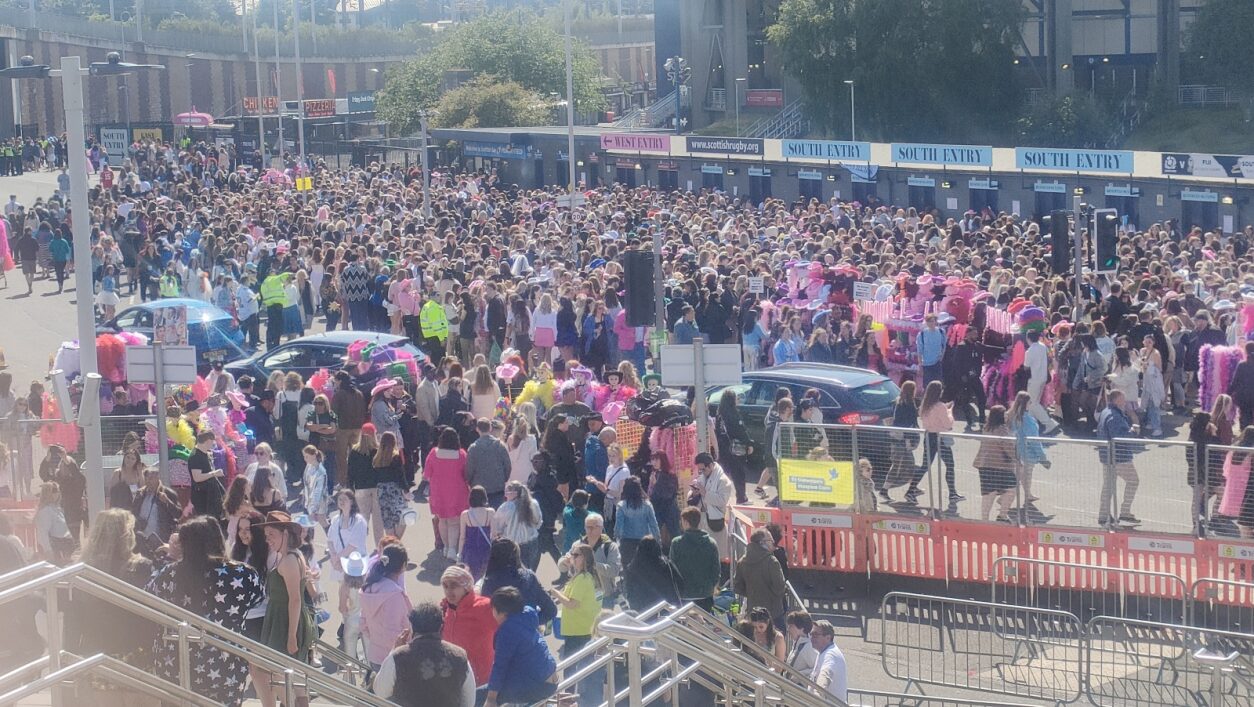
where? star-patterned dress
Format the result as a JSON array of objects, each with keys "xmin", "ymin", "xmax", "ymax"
[{"xmin": 146, "ymin": 560, "xmax": 264, "ymax": 707}]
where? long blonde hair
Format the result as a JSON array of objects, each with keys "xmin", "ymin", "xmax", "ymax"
[
  {"xmin": 471, "ymin": 364, "xmax": 496, "ymax": 396},
  {"xmin": 81, "ymin": 508, "xmax": 139, "ymax": 576}
]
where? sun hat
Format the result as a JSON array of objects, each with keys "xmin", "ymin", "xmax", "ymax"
[
  {"xmin": 371, "ymin": 378, "xmax": 400, "ymax": 397},
  {"xmin": 340, "ymin": 551, "xmax": 367, "ymax": 578},
  {"xmin": 258, "ymin": 510, "xmax": 303, "ymax": 533}
]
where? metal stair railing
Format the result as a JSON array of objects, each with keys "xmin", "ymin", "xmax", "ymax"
[
  {"xmin": 315, "ymin": 637, "xmax": 374, "ymax": 687},
  {"xmin": 744, "ymin": 100, "xmax": 810, "ymax": 140},
  {"xmin": 595, "ymin": 602, "xmax": 850, "ymax": 706},
  {"xmin": 531, "ymin": 601, "xmax": 674, "ymax": 705},
  {"xmin": 0, "ymin": 652, "xmax": 221, "ymax": 707},
  {"xmin": 0, "ymin": 562, "xmax": 395, "ymax": 707},
  {"xmin": 611, "ymin": 107, "xmax": 644, "ymax": 128},
  {"xmin": 644, "ymin": 92, "xmax": 677, "ymax": 127}
]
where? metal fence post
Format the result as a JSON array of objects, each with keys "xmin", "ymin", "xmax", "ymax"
[
  {"xmin": 627, "ymin": 637, "xmax": 642, "ymax": 705},
  {"xmin": 45, "ymin": 582, "xmax": 62, "ymax": 707},
  {"xmin": 176, "ymin": 621, "xmax": 191, "ymax": 692},
  {"xmin": 752, "ymin": 678, "xmax": 767, "ymax": 707}
]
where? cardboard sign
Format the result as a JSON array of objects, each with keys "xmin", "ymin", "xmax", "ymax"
[{"xmin": 747, "ymin": 276, "xmax": 764, "ymax": 294}]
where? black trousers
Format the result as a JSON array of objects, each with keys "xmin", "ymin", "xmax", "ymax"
[
  {"xmin": 401, "ymin": 314, "xmax": 421, "ymax": 344},
  {"xmin": 266, "ymin": 303, "xmax": 284, "ymax": 348},
  {"xmin": 954, "ymin": 381, "xmax": 987, "ymax": 425}
]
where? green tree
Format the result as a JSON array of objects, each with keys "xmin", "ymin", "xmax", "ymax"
[
  {"xmin": 768, "ymin": 0, "xmax": 1024, "ymax": 142},
  {"xmin": 432, "ymin": 77, "xmax": 549, "ymax": 129},
  {"xmin": 1015, "ymin": 94, "xmax": 1116, "ymax": 148},
  {"xmin": 1182, "ymin": 0, "xmax": 1254, "ymax": 98},
  {"xmin": 377, "ymin": 9, "xmax": 603, "ymax": 136}
]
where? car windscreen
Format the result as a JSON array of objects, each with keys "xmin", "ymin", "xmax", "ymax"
[{"xmin": 846, "ymin": 380, "xmax": 900, "ymax": 411}]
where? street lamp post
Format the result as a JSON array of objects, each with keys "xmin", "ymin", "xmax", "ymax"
[
  {"xmin": 562, "ymin": 0, "xmax": 579, "ymax": 265},
  {"xmin": 292, "ymin": 0, "xmax": 306, "ymax": 170},
  {"xmin": 250, "ymin": 0, "xmax": 268, "ymax": 166},
  {"xmin": 273, "ymin": 0, "xmax": 285, "ymax": 165},
  {"xmin": 0, "ymin": 52, "xmax": 164, "ymax": 525},
  {"xmin": 844, "ymin": 79, "xmax": 856, "ymax": 141},
  {"xmin": 735, "ymin": 77, "xmax": 746, "ymax": 135},
  {"xmin": 417, "ymin": 108, "xmax": 432, "ymax": 221}
]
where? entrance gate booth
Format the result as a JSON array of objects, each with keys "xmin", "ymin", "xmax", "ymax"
[
  {"xmin": 969, "ymin": 177, "xmax": 999, "ymax": 214},
  {"xmin": 1181, "ymin": 189, "xmax": 1219, "ymax": 232},
  {"xmin": 1033, "ymin": 181, "xmax": 1067, "ymax": 220},
  {"xmin": 907, "ymin": 176, "xmax": 936, "ymax": 212},
  {"xmin": 798, "ymin": 170, "xmax": 823, "ymax": 201},
  {"xmin": 1105, "ymin": 185, "xmax": 1140, "ymax": 229}
]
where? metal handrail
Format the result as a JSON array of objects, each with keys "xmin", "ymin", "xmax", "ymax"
[
  {"xmin": 0, "ymin": 563, "xmax": 393, "ymax": 706},
  {"xmin": 597, "ymin": 602, "xmax": 848, "ymax": 706},
  {"xmin": 315, "ymin": 638, "xmax": 373, "ymax": 685},
  {"xmin": 0, "ymin": 652, "xmax": 220, "ymax": 707}
]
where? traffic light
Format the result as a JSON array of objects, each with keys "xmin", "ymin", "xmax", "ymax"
[
  {"xmin": 1093, "ymin": 208, "xmax": 1120, "ymax": 273},
  {"xmin": 1044, "ymin": 210, "xmax": 1071, "ymax": 275}
]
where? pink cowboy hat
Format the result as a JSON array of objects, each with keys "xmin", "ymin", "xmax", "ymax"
[
  {"xmin": 496, "ymin": 363, "xmax": 521, "ymax": 381},
  {"xmin": 371, "ymin": 378, "xmax": 400, "ymax": 397},
  {"xmin": 225, "ymin": 390, "xmax": 251, "ymax": 410}
]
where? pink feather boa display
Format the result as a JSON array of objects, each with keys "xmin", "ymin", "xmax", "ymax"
[{"xmin": 1199, "ymin": 344, "xmax": 1245, "ymax": 413}]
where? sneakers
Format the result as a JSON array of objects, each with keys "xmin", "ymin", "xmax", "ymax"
[
  {"xmin": 903, "ymin": 487, "xmax": 922, "ymax": 504},
  {"xmin": 1118, "ymin": 514, "xmax": 1141, "ymax": 525},
  {"xmin": 949, "ymin": 492, "xmax": 966, "ymax": 503}
]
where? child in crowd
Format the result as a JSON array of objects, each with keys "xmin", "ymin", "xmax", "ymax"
[
  {"xmin": 562, "ymin": 489, "xmax": 591, "ymax": 554},
  {"xmin": 302, "ymin": 445, "xmax": 328, "ymax": 534}
]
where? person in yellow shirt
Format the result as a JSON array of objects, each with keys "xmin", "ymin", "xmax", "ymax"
[{"xmin": 550, "ymin": 542, "xmax": 603, "ymax": 704}]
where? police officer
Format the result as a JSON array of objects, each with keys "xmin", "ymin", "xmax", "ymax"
[
  {"xmin": 259, "ymin": 269, "xmax": 290, "ymax": 349},
  {"xmin": 419, "ymin": 292, "xmax": 449, "ymax": 361},
  {"xmin": 159, "ymin": 264, "xmax": 183, "ymax": 299}
]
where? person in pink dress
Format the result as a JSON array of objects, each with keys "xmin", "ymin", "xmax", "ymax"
[{"xmin": 424, "ymin": 427, "xmax": 470, "ymax": 560}]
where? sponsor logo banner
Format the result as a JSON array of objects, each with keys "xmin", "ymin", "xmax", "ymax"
[{"xmin": 1161, "ymin": 153, "xmax": 1254, "ymax": 179}]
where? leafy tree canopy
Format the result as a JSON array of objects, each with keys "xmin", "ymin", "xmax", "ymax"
[
  {"xmin": 1182, "ymin": 0, "xmax": 1254, "ymax": 96},
  {"xmin": 767, "ymin": 0, "xmax": 1024, "ymax": 142},
  {"xmin": 377, "ymin": 10, "xmax": 603, "ymax": 136},
  {"xmin": 433, "ymin": 77, "xmax": 549, "ymax": 130}
]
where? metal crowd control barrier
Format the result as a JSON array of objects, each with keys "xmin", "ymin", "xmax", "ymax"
[
  {"xmin": 879, "ymin": 592, "xmax": 1085, "ymax": 704},
  {"xmin": 847, "ymin": 692, "xmax": 1041, "ymax": 707},
  {"xmin": 1193, "ymin": 577, "xmax": 1254, "ymax": 635},
  {"xmin": 1085, "ymin": 616, "xmax": 1254, "ymax": 706},
  {"xmin": 991, "ymin": 556, "xmax": 1190, "ymax": 626},
  {"xmin": 879, "ymin": 590, "xmax": 1254, "ymax": 706}
]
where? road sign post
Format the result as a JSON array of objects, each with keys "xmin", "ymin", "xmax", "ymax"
[
  {"xmin": 659, "ymin": 339, "xmax": 742, "ymax": 456},
  {"xmin": 127, "ymin": 342, "xmax": 198, "ymax": 483}
]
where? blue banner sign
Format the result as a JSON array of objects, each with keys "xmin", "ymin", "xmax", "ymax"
[
  {"xmin": 781, "ymin": 139, "xmax": 871, "ymax": 162},
  {"xmin": 798, "ymin": 170, "xmax": 823, "ymax": 181},
  {"xmin": 464, "ymin": 141, "xmax": 531, "ymax": 160},
  {"xmin": 907, "ymin": 177, "xmax": 935, "ymax": 188},
  {"xmin": 890, "ymin": 142, "xmax": 992, "ymax": 167},
  {"xmin": 1015, "ymin": 147, "xmax": 1134, "ymax": 173},
  {"xmin": 1033, "ymin": 181, "xmax": 1066, "ymax": 193}
]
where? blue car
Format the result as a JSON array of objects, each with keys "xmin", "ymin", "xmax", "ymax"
[
  {"xmin": 104, "ymin": 298, "xmax": 250, "ymax": 368},
  {"xmin": 224, "ymin": 332, "xmax": 425, "ymax": 383}
]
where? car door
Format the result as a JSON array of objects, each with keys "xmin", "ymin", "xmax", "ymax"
[
  {"xmin": 740, "ymin": 378, "xmax": 785, "ymax": 444},
  {"xmin": 261, "ymin": 346, "xmax": 315, "ymax": 378},
  {"xmin": 113, "ymin": 307, "xmax": 153, "ymax": 337}
]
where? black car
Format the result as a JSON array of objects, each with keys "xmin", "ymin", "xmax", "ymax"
[
  {"xmin": 224, "ymin": 332, "xmax": 425, "ymax": 382},
  {"xmin": 706, "ymin": 363, "xmax": 900, "ymax": 466}
]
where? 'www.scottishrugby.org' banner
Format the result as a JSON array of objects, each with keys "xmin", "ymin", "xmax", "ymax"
[{"xmin": 1161, "ymin": 153, "xmax": 1254, "ymax": 179}]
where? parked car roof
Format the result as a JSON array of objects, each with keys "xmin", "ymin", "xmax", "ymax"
[{"xmin": 748, "ymin": 362, "xmax": 891, "ymax": 389}]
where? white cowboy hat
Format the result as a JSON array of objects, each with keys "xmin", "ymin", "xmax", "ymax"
[{"xmin": 340, "ymin": 551, "xmax": 367, "ymax": 578}]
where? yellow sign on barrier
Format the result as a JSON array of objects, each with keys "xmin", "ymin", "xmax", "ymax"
[
  {"xmin": 778, "ymin": 458, "xmax": 854, "ymax": 506},
  {"xmin": 295, "ymin": 176, "xmax": 313, "ymax": 192}
]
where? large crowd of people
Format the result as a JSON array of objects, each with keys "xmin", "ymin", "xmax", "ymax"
[{"xmin": 3, "ymin": 132, "xmax": 1254, "ymax": 704}]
